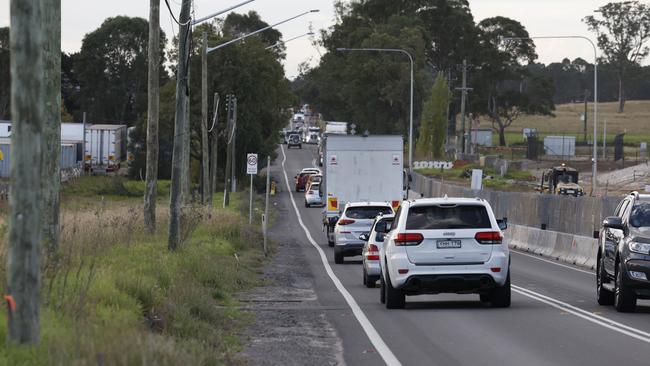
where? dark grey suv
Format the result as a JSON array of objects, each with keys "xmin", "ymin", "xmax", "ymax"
[{"xmin": 597, "ymin": 191, "xmax": 650, "ymax": 312}]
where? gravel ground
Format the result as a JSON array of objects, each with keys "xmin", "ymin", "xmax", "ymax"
[{"xmin": 241, "ymin": 193, "xmax": 344, "ymax": 366}]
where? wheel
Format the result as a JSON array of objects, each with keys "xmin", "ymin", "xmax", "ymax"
[
  {"xmin": 597, "ymin": 254, "xmax": 614, "ymax": 305},
  {"xmin": 486, "ymin": 271, "xmax": 511, "ymax": 308},
  {"xmin": 295, "ymin": 186, "xmax": 299, "ymax": 192},
  {"xmin": 363, "ymin": 268, "xmax": 375, "ymax": 288},
  {"xmin": 327, "ymin": 227, "xmax": 335, "ymax": 247},
  {"xmin": 380, "ymin": 273, "xmax": 386, "ymax": 304},
  {"xmin": 305, "ymin": 202, "xmax": 309, "ymax": 208},
  {"xmin": 614, "ymin": 260, "xmax": 636, "ymax": 312},
  {"xmin": 384, "ymin": 270, "xmax": 405, "ymax": 309},
  {"xmin": 298, "ymin": 145, "xmax": 302, "ymax": 149},
  {"xmin": 334, "ymin": 248, "xmax": 344, "ymax": 264}
]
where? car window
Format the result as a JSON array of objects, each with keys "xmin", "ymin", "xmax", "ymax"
[
  {"xmin": 308, "ymin": 184, "xmax": 319, "ymax": 191},
  {"xmin": 630, "ymin": 202, "xmax": 650, "ymax": 227},
  {"xmin": 406, "ymin": 204, "xmax": 491, "ymax": 230},
  {"xmin": 392, "ymin": 207, "xmax": 402, "ymax": 230},
  {"xmin": 345, "ymin": 206, "xmax": 393, "ymax": 219}
]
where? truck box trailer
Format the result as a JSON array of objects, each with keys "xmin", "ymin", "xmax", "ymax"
[
  {"xmin": 321, "ymin": 135, "xmax": 405, "ymax": 243},
  {"xmin": 84, "ymin": 124, "xmax": 127, "ymax": 173}
]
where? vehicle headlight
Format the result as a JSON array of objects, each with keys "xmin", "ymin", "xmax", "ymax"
[{"xmin": 629, "ymin": 242, "xmax": 650, "ymax": 255}]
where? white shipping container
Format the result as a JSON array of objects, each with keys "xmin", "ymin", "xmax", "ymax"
[
  {"xmin": 544, "ymin": 136, "xmax": 576, "ymax": 157},
  {"xmin": 61, "ymin": 123, "xmax": 85, "ymax": 142},
  {"xmin": 323, "ymin": 135, "xmax": 403, "ymax": 215},
  {"xmin": 85, "ymin": 124, "xmax": 127, "ymax": 171}
]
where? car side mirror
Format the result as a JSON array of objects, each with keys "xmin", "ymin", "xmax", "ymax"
[
  {"xmin": 603, "ymin": 216, "xmax": 624, "ymax": 230},
  {"xmin": 359, "ymin": 234, "xmax": 369, "ymax": 241},
  {"xmin": 497, "ymin": 218, "xmax": 508, "ymax": 231}
]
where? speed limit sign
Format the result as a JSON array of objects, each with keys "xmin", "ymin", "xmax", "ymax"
[{"xmin": 247, "ymin": 153, "xmax": 258, "ymax": 175}]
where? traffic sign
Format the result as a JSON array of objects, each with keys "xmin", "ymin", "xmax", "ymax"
[{"xmin": 247, "ymin": 153, "xmax": 258, "ymax": 175}]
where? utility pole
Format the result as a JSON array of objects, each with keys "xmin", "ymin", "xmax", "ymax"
[
  {"xmin": 456, "ymin": 59, "xmax": 473, "ymax": 155},
  {"xmin": 182, "ymin": 67, "xmax": 191, "ymax": 203},
  {"xmin": 583, "ymin": 89, "xmax": 589, "ymax": 143},
  {"xmin": 223, "ymin": 94, "xmax": 234, "ymax": 207},
  {"xmin": 231, "ymin": 98, "xmax": 238, "ymax": 193},
  {"xmin": 209, "ymin": 93, "xmax": 219, "ymax": 208},
  {"xmin": 144, "ymin": 0, "xmax": 160, "ymax": 233},
  {"xmin": 7, "ymin": 0, "xmax": 45, "ymax": 344},
  {"xmin": 42, "ymin": 0, "xmax": 61, "ymax": 252},
  {"xmin": 201, "ymin": 31, "xmax": 209, "ymax": 205},
  {"xmin": 168, "ymin": 0, "xmax": 191, "ymax": 251}
]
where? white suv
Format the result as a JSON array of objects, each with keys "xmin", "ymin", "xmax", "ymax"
[
  {"xmin": 334, "ymin": 202, "xmax": 394, "ymax": 264},
  {"xmin": 379, "ymin": 197, "xmax": 510, "ymax": 309}
]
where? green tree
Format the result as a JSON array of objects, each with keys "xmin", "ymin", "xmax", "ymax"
[
  {"xmin": 583, "ymin": 1, "xmax": 650, "ymax": 113},
  {"xmin": 417, "ymin": 73, "xmax": 450, "ymax": 159},
  {"xmin": 0, "ymin": 27, "xmax": 9, "ymax": 119},
  {"xmin": 472, "ymin": 17, "xmax": 554, "ymax": 146},
  {"xmin": 75, "ymin": 16, "xmax": 167, "ymax": 125}
]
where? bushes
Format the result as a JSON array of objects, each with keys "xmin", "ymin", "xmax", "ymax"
[{"xmin": 0, "ymin": 183, "xmax": 266, "ymax": 365}]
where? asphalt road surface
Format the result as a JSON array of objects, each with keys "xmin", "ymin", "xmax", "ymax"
[{"xmin": 273, "ymin": 144, "xmax": 650, "ymax": 366}]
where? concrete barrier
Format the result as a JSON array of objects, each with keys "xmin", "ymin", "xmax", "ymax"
[{"xmin": 505, "ymin": 224, "xmax": 597, "ymax": 270}]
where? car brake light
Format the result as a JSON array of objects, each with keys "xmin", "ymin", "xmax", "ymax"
[
  {"xmin": 368, "ymin": 244, "xmax": 379, "ymax": 252},
  {"xmin": 367, "ymin": 244, "xmax": 380, "ymax": 260},
  {"xmin": 394, "ymin": 233, "xmax": 423, "ymax": 246},
  {"xmin": 338, "ymin": 219, "xmax": 355, "ymax": 225},
  {"xmin": 475, "ymin": 231, "xmax": 503, "ymax": 245},
  {"xmin": 308, "ymin": 191, "xmax": 314, "ymax": 194}
]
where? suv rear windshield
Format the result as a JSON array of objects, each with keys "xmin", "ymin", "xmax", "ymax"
[
  {"xmin": 345, "ymin": 206, "xmax": 393, "ymax": 219},
  {"xmin": 630, "ymin": 202, "xmax": 650, "ymax": 227},
  {"xmin": 406, "ymin": 204, "xmax": 491, "ymax": 230}
]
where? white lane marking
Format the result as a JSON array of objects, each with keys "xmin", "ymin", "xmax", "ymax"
[
  {"xmin": 280, "ymin": 145, "xmax": 401, "ymax": 366},
  {"xmin": 512, "ymin": 285, "xmax": 650, "ymax": 343},
  {"xmin": 511, "ymin": 250, "xmax": 595, "ymax": 276}
]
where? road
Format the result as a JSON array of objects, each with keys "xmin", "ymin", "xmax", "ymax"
[{"xmin": 273, "ymin": 144, "xmax": 650, "ymax": 366}]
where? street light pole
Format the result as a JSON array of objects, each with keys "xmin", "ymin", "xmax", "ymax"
[
  {"xmin": 502, "ymin": 35, "xmax": 598, "ymax": 195},
  {"xmin": 336, "ymin": 47, "xmax": 414, "ymax": 177}
]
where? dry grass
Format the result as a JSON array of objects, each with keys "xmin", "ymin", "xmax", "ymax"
[{"xmin": 0, "ymin": 177, "xmax": 266, "ymax": 365}]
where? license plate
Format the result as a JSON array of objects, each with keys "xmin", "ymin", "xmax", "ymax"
[
  {"xmin": 437, "ymin": 240, "xmax": 461, "ymax": 249},
  {"xmin": 566, "ymin": 190, "xmax": 575, "ymax": 194}
]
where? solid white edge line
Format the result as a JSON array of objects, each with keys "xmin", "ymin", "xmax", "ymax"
[
  {"xmin": 512, "ymin": 285, "xmax": 650, "ymax": 343},
  {"xmin": 280, "ymin": 145, "xmax": 402, "ymax": 366},
  {"xmin": 511, "ymin": 250, "xmax": 595, "ymax": 276}
]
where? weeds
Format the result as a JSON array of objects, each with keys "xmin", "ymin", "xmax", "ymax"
[{"xmin": 0, "ymin": 177, "xmax": 267, "ymax": 365}]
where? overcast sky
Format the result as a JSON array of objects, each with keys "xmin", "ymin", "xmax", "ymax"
[{"xmin": 0, "ymin": 0, "xmax": 640, "ymax": 79}]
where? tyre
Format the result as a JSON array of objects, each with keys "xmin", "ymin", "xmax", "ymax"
[
  {"xmin": 305, "ymin": 202, "xmax": 309, "ymax": 208},
  {"xmin": 614, "ymin": 260, "xmax": 636, "ymax": 312},
  {"xmin": 299, "ymin": 145, "xmax": 302, "ymax": 149},
  {"xmin": 363, "ymin": 268, "xmax": 375, "ymax": 288},
  {"xmin": 380, "ymin": 273, "xmax": 386, "ymax": 304},
  {"xmin": 384, "ymin": 270, "xmax": 405, "ymax": 309},
  {"xmin": 327, "ymin": 227, "xmax": 335, "ymax": 247},
  {"xmin": 487, "ymin": 271, "xmax": 511, "ymax": 308},
  {"xmin": 334, "ymin": 248, "xmax": 344, "ymax": 264},
  {"xmin": 597, "ymin": 254, "xmax": 614, "ymax": 305}
]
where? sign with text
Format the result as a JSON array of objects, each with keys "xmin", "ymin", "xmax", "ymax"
[{"xmin": 247, "ymin": 153, "xmax": 258, "ymax": 175}]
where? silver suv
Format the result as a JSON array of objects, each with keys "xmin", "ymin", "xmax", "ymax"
[
  {"xmin": 380, "ymin": 197, "xmax": 510, "ymax": 309},
  {"xmin": 334, "ymin": 202, "xmax": 394, "ymax": 264}
]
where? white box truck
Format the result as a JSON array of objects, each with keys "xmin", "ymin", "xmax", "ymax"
[
  {"xmin": 321, "ymin": 135, "xmax": 405, "ymax": 244},
  {"xmin": 84, "ymin": 124, "xmax": 127, "ymax": 173}
]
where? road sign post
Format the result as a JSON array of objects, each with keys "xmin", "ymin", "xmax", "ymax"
[
  {"xmin": 247, "ymin": 153, "xmax": 258, "ymax": 224},
  {"xmin": 263, "ymin": 155, "xmax": 270, "ymax": 256}
]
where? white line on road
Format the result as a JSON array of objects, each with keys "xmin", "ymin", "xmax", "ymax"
[
  {"xmin": 511, "ymin": 250, "xmax": 595, "ymax": 276},
  {"xmin": 512, "ymin": 285, "xmax": 650, "ymax": 343},
  {"xmin": 280, "ymin": 145, "xmax": 402, "ymax": 366}
]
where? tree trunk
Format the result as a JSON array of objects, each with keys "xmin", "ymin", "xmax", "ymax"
[
  {"xmin": 499, "ymin": 126, "xmax": 507, "ymax": 147},
  {"xmin": 42, "ymin": 0, "xmax": 61, "ymax": 252},
  {"xmin": 618, "ymin": 77, "xmax": 625, "ymax": 113},
  {"xmin": 201, "ymin": 31, "xmax": 209, "ymax": 205},
  {"xmin": 168, "ymin": 0, "xmax": 191, "ymax": 251},
  {"xmin": 7, "ymin": 0, "xmax": 45, "ymax": 344},
  {"xmin": 144, "ymin": 0, "xmax": 160, "ymax": 233}
]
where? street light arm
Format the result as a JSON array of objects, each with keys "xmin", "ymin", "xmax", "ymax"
[
  {"xmin": 208, "ymin": 9, "xmax": 319, "ymax": 53},
  {"xmin": 192, "ymin": 0, "xmax": 256, "ymax": 26}
]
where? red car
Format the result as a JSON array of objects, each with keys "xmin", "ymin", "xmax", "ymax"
[{"xmin": 295, "ymin": 169, "xmax": 320, "ymax": 192}]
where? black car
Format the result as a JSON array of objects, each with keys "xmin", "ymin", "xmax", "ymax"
[{"xmin": 597, "ymin": 191, "xmax": 650, "ymax": 312}]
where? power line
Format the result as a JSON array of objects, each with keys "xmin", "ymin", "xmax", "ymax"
[{"xmin": 164, "ymin": 0, "xmax": 191, "ymax": 26}]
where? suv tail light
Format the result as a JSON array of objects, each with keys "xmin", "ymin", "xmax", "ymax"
[
  {"xmin": 367, "ymin": 244, "xmax": 380, "ymax": 260},
  {"xmin": 394, "ymin": 233, "xmax": 423, "ymax": 246},
  {"xmin": 338, "ymin": 219, "xmax": 355, "ymax": 225},
  {"xmin": 475, "ymin": 231, "xmax": 502, "ymax": 245}
]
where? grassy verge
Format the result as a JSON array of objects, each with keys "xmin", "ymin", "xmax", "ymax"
[
  {"xmin": 416, "ymin": 164, "xmax": 535, "ymax": 192},
  {"xmin": 0, "ymin": 176, "xmax": 267, "ymax": 365}
]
